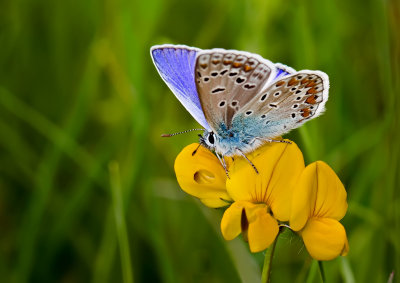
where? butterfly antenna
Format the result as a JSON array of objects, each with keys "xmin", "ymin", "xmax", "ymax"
[{"xmin": 161, "ymin": 128, "xmax": 204, "ymax": 137}]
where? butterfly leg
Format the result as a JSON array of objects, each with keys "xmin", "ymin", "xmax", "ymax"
[
  {"xmin": 236, "ymin": 148, "xmax": 259, "ymax": 174},
  {"xmin": 191, "ymin": 143, "xmax": 202, "ymax": 156},
  {"xmin": 266, "ymin": 139, "xmax": 292, "ymax": 144},
  {"xmin": 216, "ymin": 153, "xmax": 230, "ymax": 178},
  {"xmin": 221, "ymin": 154, "xmax": 228, "ymax": 170}
]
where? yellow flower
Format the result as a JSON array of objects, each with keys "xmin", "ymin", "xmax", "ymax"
[
  {"xmin": 174, "ymin": 143, "xmax": 232, "ymax": 208},
  {"xmin": 290, "ymin": 161, "xmax": 349, "ymax": 261},
  {"xmin": 221, "ymin": 141, "xmax": 305, "ymax": 252},
  {"xmin": 174, "ymin": 142, "xmax": 349, "ymax": 258}
]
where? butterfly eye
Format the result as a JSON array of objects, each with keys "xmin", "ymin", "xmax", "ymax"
[{"xmin": 208, "ymin": 133, "xmax": 215, "ymax": 144}]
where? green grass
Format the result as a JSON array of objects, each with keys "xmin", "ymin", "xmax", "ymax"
[{"xmin": 0, "ymin": 0, "xmax": 399, "ymax": 282}]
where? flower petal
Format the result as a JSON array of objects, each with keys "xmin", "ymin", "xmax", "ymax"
[
  {"xmin": 301, "ymin": 217, "xmax": 349, "ymax": 261},
  {"xmin": 220, "ymin": 201, "xmax": 253, "ymax": 240},
  {"xmin": 312, "ymin": 161, "xmax": 348, "ymax": 220},
  {"xmin": 174, "ymin": 144, "xmax": 232, "ymax": 207},
  {"xmin": 200, "ymin": 198, "xmax": 231, "ymax": 208},
  {"xmin": 247, "ymin": 208, "xmax": 279, "ymax": 253},
  {"xmin": 289, "ymin": 162, "xmax": 318, "ymax": 231},
  {"xmin": 227, "ymin": 141, "xmax": 304, "ymax": 221},
  {"xmin": 290, "ymin": 161, "xmax": 347, "ymax": 231},
  {"xmin": 221, "ymin": 201, "xmax": 279, "ymax": 253}
]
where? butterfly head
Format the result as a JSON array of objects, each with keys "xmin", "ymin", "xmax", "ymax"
[
  {"xmin": 199, "ymin": 131, "xmax": 218, "ymax": 151},
  {"xmin": 199, "ymin": 128, "xmax": 253, "ymax": 156}
]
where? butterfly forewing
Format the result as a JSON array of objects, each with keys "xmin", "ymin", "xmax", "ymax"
[
  {"xmin": 194, "ymin": 50, "xmax": 276, "ymax": 131},
  {"xmin": 272, "ymin": 63, "xmax": 295, "ymax": 82},
  {"xmin": 236, "ymin": 71, "xmax": 329, "ymax": 139},
  {"xmin": 151, "ymin": 45, "xmax": 211, "ymax": 130}
]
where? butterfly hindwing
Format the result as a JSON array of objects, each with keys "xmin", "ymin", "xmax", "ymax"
[
  {"xmin": 194, "ymin": 50, "xmax": 277, "ymax": 131},
  {"xmin": 151, "ymin": 45, "xmax": 211, "ymax": 130},
  {"xmin": 236, "ymin": 71, "xmax": 329, "ymax": 139}
]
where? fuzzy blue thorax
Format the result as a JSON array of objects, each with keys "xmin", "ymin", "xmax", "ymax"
[
  {"xmin": 201, "ymin": 114, "xmax": 292, "ymax": 156},
  {"xmin": 202, "ymin": 116, "xmax": 262, "ymax": 156}
]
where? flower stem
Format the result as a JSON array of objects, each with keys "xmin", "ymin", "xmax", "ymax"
[
  {"xmin": 318, "ymin": 261, "xmax": 325, "ymax": 282},
  {"xmin": 261, "ymin": 235, "xmax": 279, "ymax": 283}
]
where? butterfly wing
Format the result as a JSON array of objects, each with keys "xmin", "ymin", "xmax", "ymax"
[
  {"xmin": 151, "ymin": 44, "xmax": 211, "ymax": 130},
  {"xmin": 194, "ymin": 49, "xmax": 277, "ymax": 132},
  {"xmin": 235, "ymin": 71, "xmax": 329, "ymax": 139},
  {"xmin": 273, "ymin": 63, "xmax": 296, "ymax": 81}
]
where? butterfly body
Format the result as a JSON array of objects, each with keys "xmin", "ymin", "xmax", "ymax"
[{"xmin": 151, "ymin": 44, "xmax": 329, "ymax": 158}]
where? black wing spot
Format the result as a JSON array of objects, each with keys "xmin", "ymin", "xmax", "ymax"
[
  {"xmin": 204, "ymin": 77, "xmax": 210, "ymax": 82},
  {"xmin": 211, "ymin": 72, "xmax": 218, "ymax": 77},
  {"xmin": 296, "ymin": 96, "xmax": 302, "ymax": 100},
  {"xmin": 297, "ymin": 75, "xmax": 303, "ymax": 79},
  {"xmin": 197, "ymin": 72, "xmax": 202, "ymax": 77},
  {"xmin": 265, "ymin": 120, "xmax": 270, "ymax": 125},
  {"xmin": 211, "ymin": 87, "xmax": 226, "ymax": 94},
  {"xmin": 274, "ymin": 91, "xmax": 280, "ymax": 97},
  {"xmin": 229, "ymin": 72, "xmax": 238, "ymax": 77},
  {"xmin": 260, "ymin": 94, "xmax": 267, "ymax": 101},
  {"xmin": 220, "ymin": 69, "xmax": 228, "ymax": 75},
  {"xmin": 291, "ymin": 113, "xmax": 296, "ymax": 118},
  {"xmin": 293, "ymin": 104, "xmax": 298, "ymax": 109},
  {"xmin": 236, "ymin": 77, "xmax": 245, "ymax": 84},
  {"xmin": 219, "ymin": 101, "xmax": 226, "ymax": 107},
  {"xmin": 261, "ymin": 114, "xmax": 266, "ymax": 118},
  {"xmin": 245, "ymin": 111, "xmax": 252, "ymax": 115},
  {"xmin": 291, "ymin": 88, "xmax": 296, "ymax": 91},
  {"xmin": 296, "ymin": 90, "xmax": 301, "ymax": 94},
  {"xmin": 231, "ymin": 101, "xmax": 238, "ymax": 106},
  {"xmin": 269, "ymin": 104, "xmax": 277, "ymax": 108},
  {"xmin": 244, "ymin": 84, "xmax": 256, "ymax": 89}
]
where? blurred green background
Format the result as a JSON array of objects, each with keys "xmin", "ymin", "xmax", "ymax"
[{"xmin": 0, "ymin": 0, "xmax": 399, "ymax": 282}]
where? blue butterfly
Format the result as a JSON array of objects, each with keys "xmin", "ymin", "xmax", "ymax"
[{"xmin": 151, "ymin": 44, "xmax": 329, "ymax": 172}]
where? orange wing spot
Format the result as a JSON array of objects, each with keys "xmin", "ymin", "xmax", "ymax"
[
  {"xmin": 305, "ymin": 95, "xmax": 317, "ymax": 104},
  {"xmin": 307, "ymin": 88, "xmax": 317, "ymax": 94},
  {"xmin": 301, "ymin": 108, "xmax": 311, "ymax": 118},
  {"xmin": 212, "ymin": 60, "xmax": 221, "ymax": 64},
  {"xmin": 306, "ymin": 81, "xmax": 317, "ymax": 88},
  {"xmin": 243, "ymin": 65, "xmax": 252, "ymax": 72},
  {"xmin": 223, "ymin": 60, "xmax": 232, "ymax": 65},
  {"xmin": 200, "ymin": 63, "xmax": 208, "ymax": 69},
  {"xmin": 301, "ymin": 79, "xmax": 310, "ymax": 84},
  {"xmin": 276, "ymin": 81, "xmax": 285, "ymax": 87},
  {"xmin": 288, "ymin": 78, "xmax": 299, "ymax": 86},
  {"xmin": 232, "ymin": 62, "xmax": 243, "ymax": 68}
]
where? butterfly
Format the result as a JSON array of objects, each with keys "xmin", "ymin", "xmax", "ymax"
[{"xmin": 151, "ymin": 44, "xmax": 329, "ymax": 173}]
